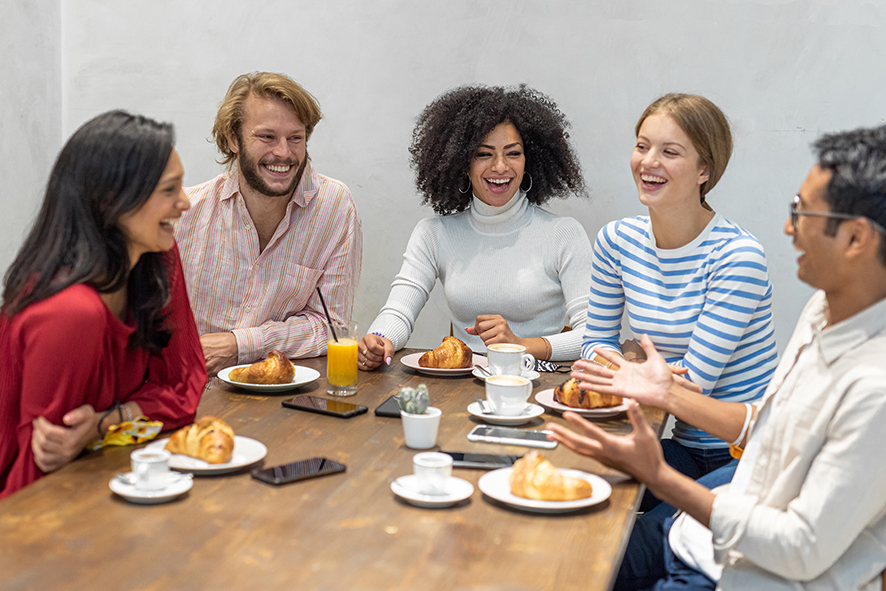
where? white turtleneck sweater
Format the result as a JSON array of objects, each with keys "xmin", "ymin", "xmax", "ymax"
[{"xmin": 367, "ymin": 191, "xmax": 592, "ymax": 361}]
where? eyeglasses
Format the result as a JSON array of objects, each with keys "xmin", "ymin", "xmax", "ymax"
[{"xmin": 790, "ymin": 195, "xmax": 886, "ymax": 236}]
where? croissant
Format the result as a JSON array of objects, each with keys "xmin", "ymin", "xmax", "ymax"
[
  {"xmin": 554, "ymin": 378, "xmax": 623, "ymax": 409},
  {"xmin": 509, "ymin": 451, "xmax": 592, "ymax": 501},
  {"xmin": 164, "ymin": 416, "xmax": 235, "ymax": 464},
  {"xmin": 418, "ymin": 336, "xmax": 472, "ymax": 369},
  {"xmin": 229, "ymin": 350, "xmax": 295, "ymax": 384}
]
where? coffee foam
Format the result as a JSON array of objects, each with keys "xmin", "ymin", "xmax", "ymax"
[
  {"xmin": 488, "ymin": 344, "xmax": 524, "ymax": 353},
  {"xmin": 487, "ymin": 376, "xmax": 528, "ymax": 386}
]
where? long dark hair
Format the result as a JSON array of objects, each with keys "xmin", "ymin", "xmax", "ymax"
[
  {"xmin": 409, "ymin": 84, "xmax": 587, "ymax": 215},
  {"xmin": 2, "ymin": 110, "xmax": 176, "ymax": 353}
]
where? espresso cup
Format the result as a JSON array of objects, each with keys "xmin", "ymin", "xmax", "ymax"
[
  {"xmin": 487, "ymin": 343, "xmax": 535, "ymax": 377},
  {"xmin": 130, "ymin": 448, "xmax": 171, "ymax": 491},
  {"xmin": 412, "ymin": 451, "xmax": 453, "ymax": 495},
  {"xmin": 485, "ymin": 375, "xmax": 532, "ymax": 416}
]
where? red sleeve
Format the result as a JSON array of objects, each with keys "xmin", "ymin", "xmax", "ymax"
[
  {"xmin": 0, "ymin": 287, "xmax": 109, "ymax": 499},
  {"xmin": 124, "ymin": 245, "xmax": 207, "ymax": 430}
]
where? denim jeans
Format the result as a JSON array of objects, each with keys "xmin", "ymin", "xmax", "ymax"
[
  {"xmin": 640, "ymin": 440, "xmax": 736, "ymax": 513},
  {"xmin": 614, "ymin": 464, "xmax": 737, "ymax": 591}
]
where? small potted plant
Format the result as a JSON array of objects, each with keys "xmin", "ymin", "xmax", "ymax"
[{"xmin": 397, "ymin": 385, "xmax": 442, "ymax": 449}]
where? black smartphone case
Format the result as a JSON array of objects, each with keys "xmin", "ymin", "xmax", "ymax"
[{"xmin": 374, "ymin": 395, "xmax": 401, "ymax": 418}]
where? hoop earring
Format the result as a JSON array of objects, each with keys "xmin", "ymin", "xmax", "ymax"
[
  {"xmin": 520, "ymin": 172, "xmax": 533, "ymax": 192},
  {"xmin": 459, "ymin": 175, "xmax": 472, "ymax": 194}
]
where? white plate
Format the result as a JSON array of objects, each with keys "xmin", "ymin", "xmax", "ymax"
[
  {"xmin": 109, "ymin": 473, "xmax": 193, "ymax": 504},
  {"xmin": 467, "ymin": 401, "xmax": 545, "ymax": 426},
  {"xmin": 478, "ymin": 467, "xmax": 611, "ymax": 513},
  {"xmin": 217, "ymin": 364, "xmax": 321, "ymax": 392},
  {"xmin": 390, "ymin": 475, "xmax": 474, "ymax": 508},
  {"xmin": 534, "ymin": 388, "xmax": 630, "ymax": 418},
  {"xmin": 146, "ymin": 435, "xmax": 268, "ymax": 474},
  {"xmin": 400, "ymin": 352, "xmax": 485, "ymax": 377},
  {"xmin": 472, "ymin": 368, "xmax": 541, "ymax": 381}
]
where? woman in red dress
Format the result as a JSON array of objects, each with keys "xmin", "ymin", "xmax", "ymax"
[{"xmin": 0, "ymin": 110, "xmax": 207, "ymax": 499}]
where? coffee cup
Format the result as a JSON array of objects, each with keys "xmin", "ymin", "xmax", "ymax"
[
  {"xmin": 130, "ymin": 448, "xmax": 171, "ymax": 491},
  {"xmin": 487, "ymin": 343, "xmax": 535, "ymax": 377},
  {"xmin": 412, "ymin": 451, "xmax": 453, "ymax": 495},
  {"xmin": 485, "ymin": 375, "xmax": 532, "ymax": 416}
]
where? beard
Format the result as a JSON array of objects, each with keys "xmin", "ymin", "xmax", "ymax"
[{"xmin": 237, "ymin": 143, "xmax": 307, "ymax": 198}]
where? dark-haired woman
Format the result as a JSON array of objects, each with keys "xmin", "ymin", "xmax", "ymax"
[
  {"xmin": 359, "ymin": 85, "xmax": 591, "ymax": 368},
  {"xmin": 0, "ymin": 111, "xmax": 206, "ymax": 498}
]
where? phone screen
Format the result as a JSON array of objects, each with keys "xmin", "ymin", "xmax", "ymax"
[
  {"xmin": 252, "ymin": 457, "xmax": 346, "ymax": 485},
  {"xmin": 282, "ymin": 395, "xmax": 368, "ymax": 418},
  {"xmin": 440, "ymin": 451, "xmax": 521, "ymax": 469},
  {"xmin": 474, "ymin": 427, "xmax": 551, "ymax": 442}
]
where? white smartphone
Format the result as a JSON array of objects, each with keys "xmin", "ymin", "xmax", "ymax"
[{"xmin": 466, "ymin": 425, "xmax": 557, "ymax": 449}]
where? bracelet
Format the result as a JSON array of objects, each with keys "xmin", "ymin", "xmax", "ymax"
[
  {"xmin": 540, "ymin": 337, "xmax": 552, "ymax": 361},
  {"xmin": 122, "ymin": 403, "xmax": 134, "ymax": 423},
  {"xmin": 731, "ymin": 403, "xmax": 754, "ymax": 446},
  {"xmin": 370, "ymin": 332, "xmax": 387, "ymax": 340},
  {"xmin": 97, "ymin": 403, "xmax": 120, "ymax": 438}
]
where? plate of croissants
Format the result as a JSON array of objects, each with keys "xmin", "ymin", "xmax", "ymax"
[
  {"xmin": 534, "ymin": 378, "xmax": 629, "ymax": 418},
  {"xmin": 218, "ymin": 350, "xmax": 321, "ymax": 392},
  {"xmin": 401, "ymin": 336, "xmax": 483, "ymax": 376},
  {"xmin": 145, "ymin": 417, "xmax": 268, "ymax": 474},
  {"xmin": 478, "ymin": 451, "xmax": 611, "ymax": 513}
]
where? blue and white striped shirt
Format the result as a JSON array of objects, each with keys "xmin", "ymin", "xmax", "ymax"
[{"xmin": 583, "ymin": 214, "xmax": 778, "ymax": 449}]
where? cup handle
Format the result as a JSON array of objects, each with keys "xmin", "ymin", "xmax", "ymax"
[{"xmin": 521, "ymin": 354, "xmax": 535, "ymax": 372}]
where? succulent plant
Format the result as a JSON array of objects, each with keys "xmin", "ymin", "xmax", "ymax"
[{"xmin": 396, "ymin": 384, "xmax": 429, "ymax": 414}]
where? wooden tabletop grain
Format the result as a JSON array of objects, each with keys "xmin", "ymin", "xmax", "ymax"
[{"xmin": 0, "ymin": 350, "xmax": 664, "ymax": 591}]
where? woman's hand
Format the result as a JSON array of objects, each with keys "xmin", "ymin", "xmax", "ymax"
[
  {"xmin": 31, "ymin": 405, "xmax": 101, "ymax": 473},
  {"xmin": 358, "ymin": 334, "xmax": 393, "ymax": 371},
  {"xmin": 465, "ymin": 314, "xmax": 520, "ymax": 346},
  {"xmin": 620, "ymin": 338, "xmax": 647, "ymax": 363}
]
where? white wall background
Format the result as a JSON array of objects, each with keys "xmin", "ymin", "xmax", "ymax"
[{"xmin": 5, "ymin": 0, "xmax": 886, "ymax": 354}]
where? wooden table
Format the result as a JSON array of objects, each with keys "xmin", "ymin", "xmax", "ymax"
[{"xmin": 0, "ymin": 350, "xmax": 664, "ymax": 591}]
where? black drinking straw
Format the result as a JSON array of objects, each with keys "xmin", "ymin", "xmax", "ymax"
[{"xmin": 316, "ymin": 287, "xmax": 338, "ymax": 342}]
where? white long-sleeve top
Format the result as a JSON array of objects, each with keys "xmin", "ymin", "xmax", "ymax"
[
  {"xmin": 367, "ymin": 191, "xmax": 593, "ymax": 361},
  {"xmin": 670, "ymin": 290, "xmax": 886, "ymax": 590}
]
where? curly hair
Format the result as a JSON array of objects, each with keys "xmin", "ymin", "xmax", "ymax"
[
  {"xmin": 212, "ymin": 71, "xmax": 323, "ymax": 167},
  {"xmin": 409, "ymin": 84, "xmax": 587, "ymax": 215}
]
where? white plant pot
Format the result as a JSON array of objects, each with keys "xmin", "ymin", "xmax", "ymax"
[{"xmin": 400, "ymin": 406, "xmax": 442, "ymax": 450}]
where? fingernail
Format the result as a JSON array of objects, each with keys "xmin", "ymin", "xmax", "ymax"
[{"xmin": 385, "ymin": 357, "xmax": 392, "ymax": 365}]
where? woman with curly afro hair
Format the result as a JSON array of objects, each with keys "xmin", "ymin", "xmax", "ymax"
[{"xmin": 359, "ymin": 84, "xmax": 592, "ymax": 369}]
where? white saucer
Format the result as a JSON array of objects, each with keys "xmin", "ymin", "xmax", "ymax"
[
  {"xmin": 109, "ymin": 473, "xmax": 193, "ymax": 504},
  {"xmin": 390, "ymin": 475, "xmax": 474, "ymax": 508},
  {"xmin": 467, "ymin": 401, "xmax": 545, "ymax": 426},
  {"xmin": 472, "ymin": 368, "xmax": 541, "ymax": 381}
]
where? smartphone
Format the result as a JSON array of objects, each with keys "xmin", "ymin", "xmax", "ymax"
[
  {"xmin": 251, "ymin": 457, "xmax": 346, "ymax": 485},
  {"xmin": 439, "ymin": 451, "xmax": 522, "ymax": 469},
  {"xmin": 374, "ymin": 395, "xmax": 401, "ymax": 418},
  {"xmin": 282, "ymin": 395, "xmax": 368, "ymax": 418},
  {"xmin": 466, "ymin": 425, "xmax": 557, "ymax": 449}
]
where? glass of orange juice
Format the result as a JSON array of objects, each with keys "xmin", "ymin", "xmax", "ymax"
[{"xmin": 327, "ymin": 320, "xmax": 358, "ymax": 396}]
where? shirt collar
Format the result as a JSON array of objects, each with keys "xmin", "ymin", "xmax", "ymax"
[
  {"xmin": 469, "ymin": 190, "xmax": 528, "ymax": 227},
  {"xmin": 219, "ymin": 160, "xmax": 317, "ymax": 207},
  {"xmin": 816, "ymin": 291, "xmax": 886, "ymax": 365}
]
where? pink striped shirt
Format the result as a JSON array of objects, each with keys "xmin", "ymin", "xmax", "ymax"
[{"xmin": 174, "ymin": 162, "xmax": 362, "ymax": 362}]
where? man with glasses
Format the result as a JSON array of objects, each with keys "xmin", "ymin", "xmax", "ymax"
[{"xmin": 550, "ymin": 124, "xmax": 886, "ymax": 590}]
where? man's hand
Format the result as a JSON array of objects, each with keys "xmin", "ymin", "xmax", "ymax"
[
  {"xmin": 572, "ymin": 334, "xmax": 700, "ymax": 408},
  {"xmin": 358, "ymin": 333, "xmax": 394, "ymax": 371},
  {"xmin": 200, "ymin": 332, "xmax": 238, "ymax": 377},
  {"xmin": 547, "ymin": 403, "xmax": 715, "ymax": 526},
  {"xmin": 465, "ymin": 314, "xmax": 521, "ymax": 346},
  {"xmin": 546, "ymin": 402, "xmax": 668, "ymax": 485},
  {"xmin": 31, "ymin": 405, "xmax": 100, "ymax": 473}
]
